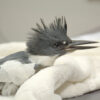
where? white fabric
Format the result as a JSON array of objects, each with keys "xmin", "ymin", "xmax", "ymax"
[
  {"xmin": 0, "ymin": 60, "xmax": 36, "ymax": 85},
  {"xmin": 0, "ymin": 32, "xmax": 100, "ymax": 100}
]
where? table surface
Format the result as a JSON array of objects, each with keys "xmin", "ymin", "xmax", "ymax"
[{"xmin": 64, "ymin": 90, "xmax": 100, "ymax": 100}]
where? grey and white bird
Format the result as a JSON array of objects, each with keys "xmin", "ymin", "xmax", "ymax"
[{"xmin": 0, "ymin": 17, "xmax": 98, "ymax": 96}]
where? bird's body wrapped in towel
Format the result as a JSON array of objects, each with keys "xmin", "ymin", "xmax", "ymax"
[
  {"xmin": 0, "ymin": 18, "xmax": 100, "ymax": 100},
  {"xmin": 0, "ymin": 42, "xmax": 99, "ymax": 100},
  {"xmin": 14, "ymin": 42, "xmax": 100, "ymax": 100}
]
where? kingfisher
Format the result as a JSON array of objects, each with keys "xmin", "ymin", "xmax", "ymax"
[{"xmin": 0, "ymin": 17, "xmax": 98, "ymax": 96}]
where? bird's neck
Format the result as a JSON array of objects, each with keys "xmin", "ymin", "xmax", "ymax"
[{"xmin": 28, "ymin": 54, "xmax": 58, "ymax": 67}]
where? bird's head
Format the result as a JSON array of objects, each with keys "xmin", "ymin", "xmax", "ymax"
[{"xmin": 27, "ymin": 17, "xmax": 97, "ymax": 58}]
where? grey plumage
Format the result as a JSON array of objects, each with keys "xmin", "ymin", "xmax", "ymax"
[
  {"xmin": 0, "ymin": 17, "xmax": 71, "ymax": 66},
  {"xmin": 27, "ymin": 17, "xmax": 72, "ymax": 56},
  {"xmin": 0, "ymin": 51, "xmax": 31, "ymax": 65},
  {"xmin": 0, "ymin": 17, "xmax": 98, "ymax": 65}
]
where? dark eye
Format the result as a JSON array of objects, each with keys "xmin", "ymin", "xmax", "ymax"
[
  {"xmin": 54, "ymin": 41, "xmax": 69, "ymax": 48},
  {"xmin": 54, "ymin": 42, "xmax": 62, "ymax": 48}
]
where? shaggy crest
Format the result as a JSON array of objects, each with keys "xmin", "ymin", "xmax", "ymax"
[
  {"xmin": 27, "ymin": 17, "xmax": 71, "ymax": 55},
  {"xmin": 31, "ymin": 16, "xmax": 67, "ymax": 36}
]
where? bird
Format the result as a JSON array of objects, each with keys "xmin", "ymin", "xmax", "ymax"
[{"xmin": 0, "ymin": 17, "xmax": 98, "ymax": 96}]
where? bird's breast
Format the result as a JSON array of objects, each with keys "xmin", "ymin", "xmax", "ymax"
[{"xmin": 28, "ymin": 55, "xmax": 57, "ymax": 67}]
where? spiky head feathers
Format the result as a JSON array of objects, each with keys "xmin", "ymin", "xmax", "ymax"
[{"xmin": 27, "ymin": 17, "xmax": 71, "ymax": 56}]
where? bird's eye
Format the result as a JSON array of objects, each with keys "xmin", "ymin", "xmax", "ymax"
[
  {"xmin": 54, "ymin": 42, "xmax": 62, "ymax": 48},
  {"xmin": 54, "ymin": 41, "xmax": 68, "ymax": 48}
]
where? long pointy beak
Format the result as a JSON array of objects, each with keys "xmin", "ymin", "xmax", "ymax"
[{"xmin": 66, "ymin": 40, "xmax": 98, "ymax": 50}]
